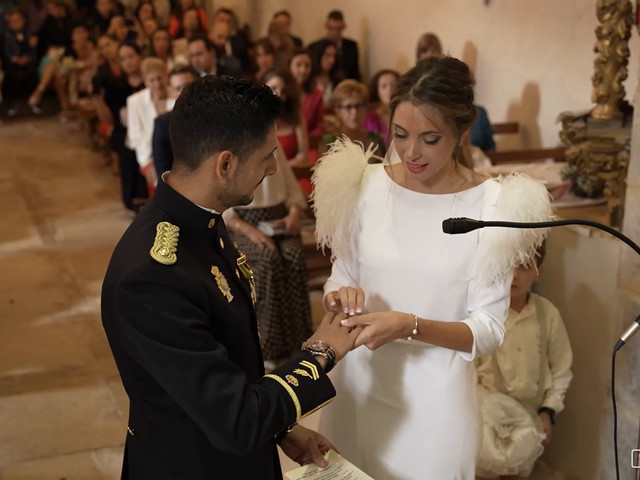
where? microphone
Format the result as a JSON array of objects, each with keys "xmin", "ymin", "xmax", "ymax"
[
  {"xmin": 442, "ymin": 217, "xmax": 485, "ymax": 234},
  {"xmin": 442, "ymin": 216, "xmax": 640, "ymax": 351},
  {"xmin": 615, "ymin": 314, "xmax": 640, "ymax": 352}
]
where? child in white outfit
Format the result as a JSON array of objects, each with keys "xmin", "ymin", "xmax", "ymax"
[{"xmin": 475, "ymin": 242, "xmax": 573, "ymax": 479}]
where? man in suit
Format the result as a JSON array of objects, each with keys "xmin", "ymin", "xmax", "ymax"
[
  {"xmin": 273, "ymin": 10, "xmax": 302, "ymax": 47},
  {"xmin": 308, "ymin": 10, "xmax": 360, "ymax": 81},
  {"xmin": 102, "ymin": 75, "xmax": 359, "ymax": 479},
  {"xmin": 213, "ymin": 7, "xmax": 251, "ymax": 76},
  {"xmin": 208, "ymin": 19, "xmax": 247, "ymax": 78},
  {"xmin": 152, "ymin": 64, "xmax": 197, "ymax": 178},
  {"xmin": 187, "ymin": 34, "xmax": 220, "ymax": 77}
]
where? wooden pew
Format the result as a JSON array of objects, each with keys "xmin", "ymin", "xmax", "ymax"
[
  {"xmin": 492, "ymin": 122, "xmax": 519, "ymax": 135},
  {"xmin": 485, "ymin": 146, "xmax": 567, "ymax": 165}
]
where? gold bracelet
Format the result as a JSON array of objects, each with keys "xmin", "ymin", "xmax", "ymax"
[{"xmin": 407, "ymin": 314, "xmax": 419, "ymax": 341}]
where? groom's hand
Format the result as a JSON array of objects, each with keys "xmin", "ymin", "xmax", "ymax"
[{"xmin": 279, "ymin": 424, "xmax": 338, "ymax": 468}]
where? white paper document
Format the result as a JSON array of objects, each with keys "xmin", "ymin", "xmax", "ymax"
[{"xmin": 284, "ymin": 450, "xmax": 374, "ymax": 480}]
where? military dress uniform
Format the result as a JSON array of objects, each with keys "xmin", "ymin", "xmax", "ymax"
[{"xmin": 101, "ymin": 178, "xmax": 335, "ymax": 479}]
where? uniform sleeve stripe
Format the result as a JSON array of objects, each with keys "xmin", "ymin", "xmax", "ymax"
[{"xmin": 264, "ymin": 374, "xmax": 302, "ymax": 421}]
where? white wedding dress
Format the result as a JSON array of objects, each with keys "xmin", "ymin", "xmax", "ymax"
[{"xmin": 313, "ymin": 155, "xmax": 550, "ymax": 480}]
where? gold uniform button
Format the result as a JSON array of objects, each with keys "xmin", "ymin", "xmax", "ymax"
[
  {"xmin": 208, "ymin": 218, "xmax": 216, "ymax": 228},
  {"xmin": 220, "ymin": 238, "xmax": 225, "ymax": 249}
]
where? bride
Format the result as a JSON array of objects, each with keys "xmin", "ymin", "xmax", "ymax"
[{"xmin": 311, "ymin": 56, "xmax": 553, "ymax": 479}]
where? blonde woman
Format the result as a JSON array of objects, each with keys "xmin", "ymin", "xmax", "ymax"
[{"xmin": 126, "ymin": 57, "xmax": 171, "ymax": 188}]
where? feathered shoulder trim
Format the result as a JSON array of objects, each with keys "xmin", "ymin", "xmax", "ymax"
[
  {"xmin": 476, "ymin": 174, "xmax": 555, "ymax": 285},
  {"xmin": 310, "ymin": 136, "xmax": 381, "ymax": 261}
]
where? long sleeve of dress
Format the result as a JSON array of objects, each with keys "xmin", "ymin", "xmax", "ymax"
[{"xmin": 459, "ymin": 272, "xmax": 510, "ymax": 361}]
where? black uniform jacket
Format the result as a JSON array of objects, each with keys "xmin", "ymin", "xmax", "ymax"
[{"xmin": 101, "ymin": 178, "xmax": 336, "ymax": 479}]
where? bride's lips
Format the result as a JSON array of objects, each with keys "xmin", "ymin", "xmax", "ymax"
[{"xmin": 405, "ymin": 162, "xmax": 428, "ymax": 174}]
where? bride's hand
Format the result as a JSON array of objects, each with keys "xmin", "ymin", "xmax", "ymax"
[
  {"xmin": 340, "ymin": 311, "xmax": 414, "ymax": 350},
  {"xmin": 324, "ymin": 286, "xmax": 365, "ymax": 316}
]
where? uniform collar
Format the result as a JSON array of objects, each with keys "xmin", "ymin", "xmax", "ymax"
[{"xmin": 152, "ymin": 176, "xmax": 224, "ymax": 235}]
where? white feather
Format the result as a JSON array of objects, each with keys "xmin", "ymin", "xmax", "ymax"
[
  {"xmin": 476, "ymin": 173, "xmax": 555, "ymax": 285},
  {"xmin": 310, "ymin": 136, "xmax": 381, "ymax": 261}
]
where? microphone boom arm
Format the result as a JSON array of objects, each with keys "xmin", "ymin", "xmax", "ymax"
[{"xmin": 443, "ymin": 217, "xmax": 640, "ymax": 257}]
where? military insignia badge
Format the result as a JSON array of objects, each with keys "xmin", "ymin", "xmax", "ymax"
[
  {"xmin": 211, "ymin": 266, "xmax": 233, "ymax": 302},
  {"xmin": 293, "ymin": 368, "xmax": 313, "ymax": 380},
  {"xmin": 150, "ymin": 222, "xmax": 180, "ymax": 265},
  {"xmin": 234, "ymin": 243, "xmax": 257, "ymax": 305},
  {"xmin": 285, "ymin": 375, "xmax": 299, "ymax": 387}
]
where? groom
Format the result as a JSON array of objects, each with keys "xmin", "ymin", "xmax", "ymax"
[{"xmin": 101, "ymin": 75, "xmax": 358, "ymax": 479}]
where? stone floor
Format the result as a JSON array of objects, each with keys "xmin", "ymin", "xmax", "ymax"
[
  {"xmin": 0, "ymin": 116, "xmax": 135, "ymax": 479},
  {"xmin": 0, "ymin": 116, "xmax": 570, "ymax": 480}
]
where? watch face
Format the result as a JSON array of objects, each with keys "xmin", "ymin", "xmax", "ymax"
[{"xmin": 307, "ymin": 340, "xmax": 329, "ymax": 352}]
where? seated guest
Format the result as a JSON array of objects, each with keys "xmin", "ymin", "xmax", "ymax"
[
  {"xmin": 134, "ymin": 0, "xmax": 156, "ymax": 29},
  {"xmin": 152, "ymin": 64, "xmax": 197, "ymax": 177},
  {"xmin": 263, "ymin": 69, "xmax": 309, "ymax": 168},
  {"xmin": 150, "ymin": 27, "xmax": 186, "ymax": 70},
  {"xmin": 94, "ymin": 41, "xmax": 147, "ymax": 211},
  {"xmin": 212, "ymin": 7, "xmax": 250, "ymax": 75},
  {"xmin": 152, "ymin": 0, "xmax": 170, "ymax": 27},
  {"xmin": 2, "ymin": 8, "xmax": 38, "ymax": 117},
  {"xmin": 310, "ymin": 39, "xmax": 342, "ymax": 106},
  {"xmin": 66, "ymin": 25, "xmax": 100, "ymax": 116},
  {"xmin": 308, "ymin": 10, "xmax": 360, "ymax": 81},
  {"xmin": 29, "ymin": 0, "xmax": 76, "ymax": 113},
  {"xmin": 223, "ymin": 142, "xmax": 312, "ymax": 370},
  {"xmin": 471, "ymin": 104, "xmax": 496, "ymax": 151},
  {"xmin": 415, "ymin": 32, "xmax": 442, "ymax": 62},
  {"xmin": 107, "ymin": 15, "xmax": 139, "ymax": 45},
  {"xmin": 365, "ymin": 68, "xmax": 399, "ymax": 143},
  {"xmin": 251, "ymin": 38, "xmax": 275, "ymax": 83},
  {"xmin": 272, "ymin": 10, "xmax": 302, "ymax": 47},
  {"xmin": 289, "ymin": 48, "xmax": 323, "ymax": 135},
  {"xmin": 320, "ymin": 79, "xmax": 386, "ymax": 156},
  {"xmin": 90, "ymin": 33, "xmax": 120, "ymax": 156},
  {"xmin": 92, "ymin": 33, "xmax": 120, "ymax": 93},
  {"xmin": 187, "ymin": 34, "xmax": 218, "ymax": 77},
  {"xmin": 171, "ymin": 7, "xmax": 205, "ymax": 59},
  {"xmin": 168, "ymin": 0, "xmax": 206, "ymax": 38},
  {"xmin": 27, "ymin": 0, "xmax": 48, "ymax": 38},
  {"xmin": 88, "ymin": 0, "xmax": 118, "ymax": 38},
  {"xmin": 126, "ymin": 56, "xmax": 171, "ymax": 189},
  {"xmin": 266, "ymin": 18, "xmax": 294, "ymax": 71},
  {"xmin": 469, "ymin": 70, "xmax": 496, "ymax": 151},
  {"xmin": 208, "ymin": 20, "xmax": 243, "ymax": 77}
]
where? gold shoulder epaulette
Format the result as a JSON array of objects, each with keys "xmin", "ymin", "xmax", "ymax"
[{"xmin": 150, "ymin": 221, "xmax": 180, "ymax": 265}]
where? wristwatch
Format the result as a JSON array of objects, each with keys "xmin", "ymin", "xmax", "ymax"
[
  {"xmin": 538, "ymin": 407, "xmax": 556, "ymax": 425},
  {"xmin": 301, "ymin": 340, "xmax": 336, "ymax": 373}
]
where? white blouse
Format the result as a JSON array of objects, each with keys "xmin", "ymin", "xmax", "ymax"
[{"xmin": 126, "ymin": 88, "xmax": 174, "ymax": 170}]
